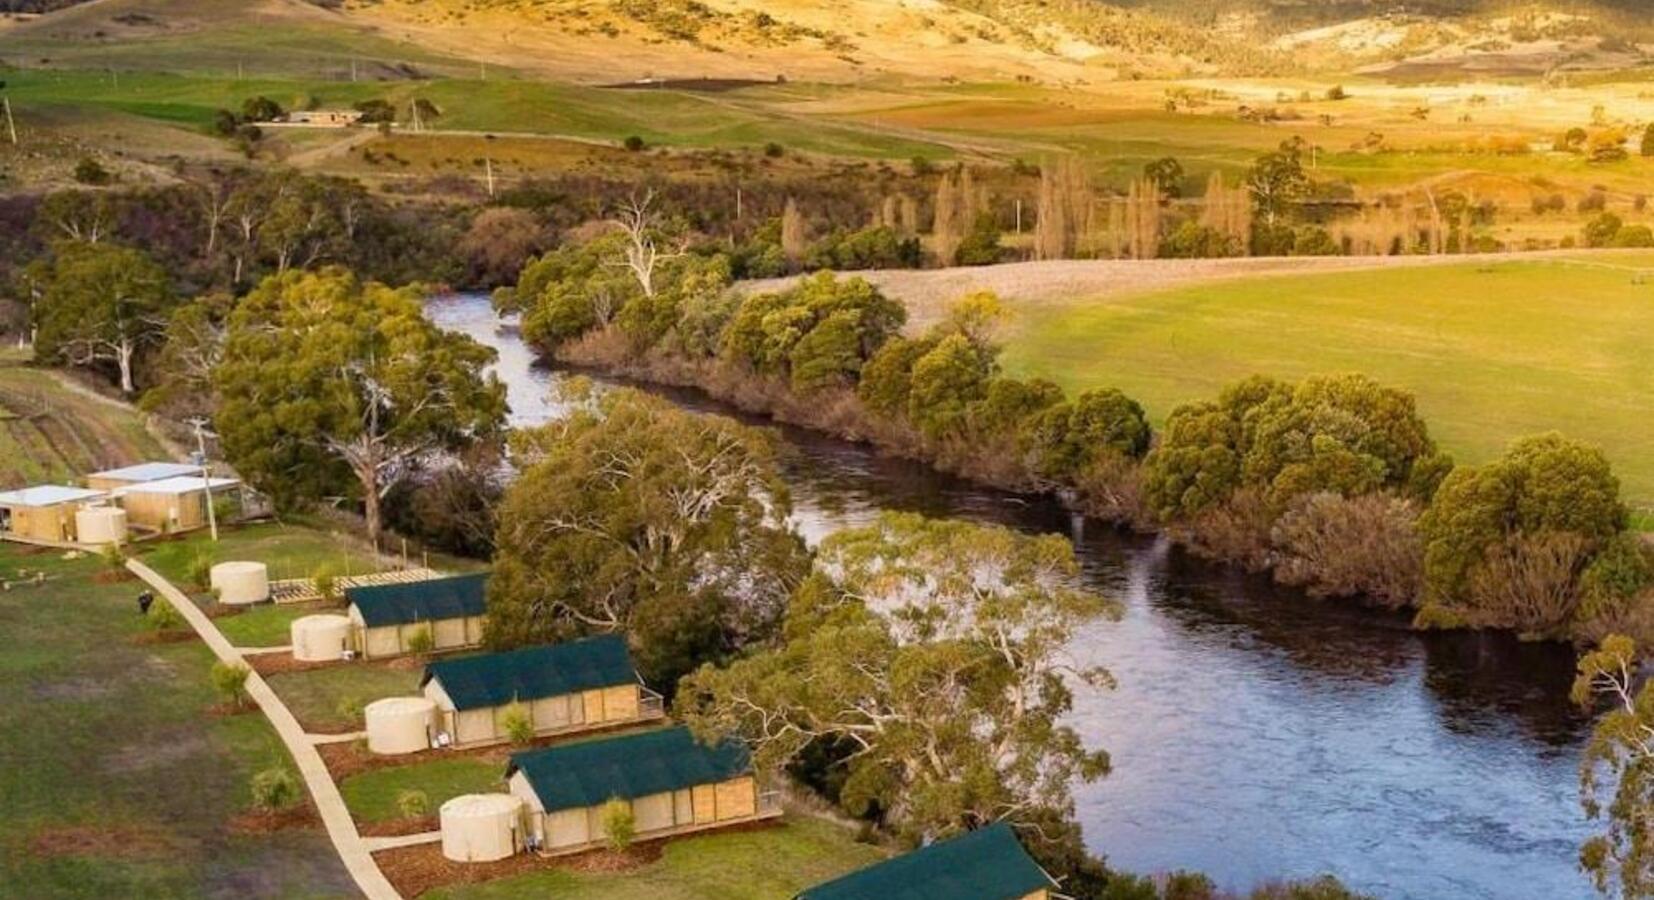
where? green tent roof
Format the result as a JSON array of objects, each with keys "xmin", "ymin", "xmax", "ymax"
[
  {"xmin": 795, "ymin": 822, "xmax": 1056, "ymax": 900},
  {"xmin": 422, "ymin": 635, "xmax": 639, "ymax": 711},
  {"xmin": 347, "ymin": 573, "xmax": 488, "ymax": 628},
  {"xmin": 508, "ymin": 726, "xmax": 750, "ymax": 813}
]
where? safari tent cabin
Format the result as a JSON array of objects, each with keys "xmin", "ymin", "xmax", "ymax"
[
  {"xmin": 506, "ymin": 726, "xmax": 779, "ymax": 855},
  {"xmin": 85, "ymin": 462, "xmax": 201, "ymax": 492},
  {"xmin": 795, "ymin": 821, "xmax": 1060, "ymax": 900},
  {"xmin": 421, "ymin": 635, "xmax": 664, "ymax": 747},
  {"xmin": 113, "ymin": 475, "xmax": 240, "ymax": 534},
  {"xmin": 0, "ymin": 486, "xmax": 107, "ymax": 543},
  {"xmin": 347, "ymin": 573, "xmax": 488, "ymax": 660}
]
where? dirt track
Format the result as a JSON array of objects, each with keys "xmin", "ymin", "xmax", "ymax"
[{"xmin": 744, "ymin": 249, "xmax": 1654, "ymax": 331}]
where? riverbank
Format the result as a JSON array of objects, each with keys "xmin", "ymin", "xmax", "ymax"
[{"xmin": 429, "ymin": 291, "xmax": 1595, "ymax": 899}]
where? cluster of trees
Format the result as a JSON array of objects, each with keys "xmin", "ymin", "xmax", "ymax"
[
  {"xmin": 482, "ymin": 384, "xmax": 1367, "ymax": 900},
  {"xmin": 1141, "ymin": 375, "xmax": 1651, "ymax": 643},
  {"xmin": 510, "ymin": 218, "xmax": 1650, "ymax": 646}
]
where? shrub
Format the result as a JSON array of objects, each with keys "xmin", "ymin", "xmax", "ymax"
[
  {"xmin": 187, "ymin": 552, "xmax": 217, "ymax": 589},
  {"xmin": 335, "ymin": 696, "xmax": 366, "ymax": 726},
  {"xmin": 144, "ymin": 600, "xmax": 186, "ymax": 632},
  {"xmin": 623, "ymin": 135, "xmax": 646, "ymax": 152},
  {"xmin": 397, "ymin": 789, "xmax": 431, "ymax": 819},
  {"xmin": 73, "ymin": 157, "xmax": 112, "ymax": 186},
  {"xmin": 501, "ymin": 701, "xmax": 535, "ymax": 745},
  {"xmin": 311, "ymin": 565, "xmax": 338, "ymax": 602},
  {"xmin": 1574, "ymin": 534, "xmax": 1654, "ymax": 643},
  {"xmin": 763, "ymin": 141, "xmax": 784, "ymax": 158},
  {"xmin": 1271, "ymin": 492, "xmax": 1423, "ymax": 608},
  {"xmin": 599, "ymin": 797, "xmax": 636, "ymax": 853},
  {"xmin": 210, "ymin": 661, "xmax": 252, "ymax": 709},
  {"xmin": 405, "ymin": 624, "xmax": 435, "ymax": 655},
  {"xmin": 1584, "ymin": 212, "xmax": 1623, "ymax": 248},
  {"xmin": 250, "ymin": 767, "xmax": 301, "ymax": 811},
  {"xmin": 101, "ymin": 542, "xmax": 127, "ymax": 572}
]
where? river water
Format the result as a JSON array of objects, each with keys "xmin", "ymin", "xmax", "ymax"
[{"xmin": 428, "ymin": 294, "xmax": 1595, "ymax": 900}]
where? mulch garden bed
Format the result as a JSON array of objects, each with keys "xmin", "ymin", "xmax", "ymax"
[
  {"xmin": 375, "ymin": 841, "xmax": 662, "ymax": 897},
  {"xmin": 374, "ymin": 818, "xmax": 784, "ymax": 896},
  {"xmin": 247, "ymin": 652, "xmax": 347, "ymax": 678},
  {"xmin": 228, "ymin": 801, "xmax": 320, "ymax": 835},
  {"xmin": 92, "ymin": 569, "xmax": 137, "ymax": 584}
]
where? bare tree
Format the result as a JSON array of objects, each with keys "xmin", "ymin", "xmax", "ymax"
[{"xmin": 608, "ymin": 191, "xmax": 684, "ymax": 297}]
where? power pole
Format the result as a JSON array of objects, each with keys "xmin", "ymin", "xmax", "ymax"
[
  {"xmin": 484, "ymin": 157, "xmax": 495, "ymax": 197},
  {"xmin": 2, "ymin": 95, "xmax": 16, "ymax": 146},
  {"xmin": 1015, "ymin": 198, "xmax": 1023, "ymax": 234},
  {"xmin": 187, "ymin": 418, "xmax": 220, "ymax": 543},
  {"xmin": 351, "ymin": 58, "xmax": 358, "ymax": 83}
]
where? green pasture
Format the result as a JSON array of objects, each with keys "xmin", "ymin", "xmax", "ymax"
[
  {"xmin": 1001, "ymin": 255, "xmax": 1654, "ymax": 513},
  {"xmin": 3, "ymin": 68, "xmax": 956, "ymax": 160},
  {"xmin": 0, "ymin": 543, "xmax": 352, "ymax": 897},
  {"xmin": 265, "ymin": 663, "xmax": 425, "ymax": 734}
]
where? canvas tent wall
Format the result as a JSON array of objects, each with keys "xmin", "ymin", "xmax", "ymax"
[
  {"xmin": 0, "ymin": 486, "xmax": 107, "ymax": 543},
  {"xmin": 421, "ymin": 635, "xmax": 662, "ymax": 747},
  {"xmin": 85, "ymin": 462, "xmax": 201, "ymax": 492},
  {"xmin": 114, "ymin": 476, "xmax": 240, "ymax": 534},
  {"xmin": 794, "ymin": 821, "xmax": 1059, "ymax": 900},
  {"xmin": 346, "ymin": 572, "xmax": 488, "ymax": 660},
  {"xmin": 506, "ymin": 726, "xmax": 774, "ymax": 855}
]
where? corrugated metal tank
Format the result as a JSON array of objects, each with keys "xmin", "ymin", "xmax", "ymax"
[
  {"xmin": 210, "ymin": 561, "xmax": 269, "ymax": 605},
  {"xmin": 73, "ymin": 506, "xmax": 127, "ymax": 545},
  {"xmin": 365, "ymin": 696, "xmax": 436, "ymax": 755},
  {"xmin": 290, "ymin": 614, "xmax": 352, "ymax": 662},
  {"xmin": 440, "ymin": 794, "xmax": 523, "ymax": 862}
]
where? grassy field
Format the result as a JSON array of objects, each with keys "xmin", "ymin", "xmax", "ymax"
[
  {"xmin": 426, "ymin": 815, "xmax": 885, "ymax": 900},
  {"xmin": 266, "ymin": 664, "xmax": 425, "ymax": 734},
  {"xmin": 0, "ymin": 354, "xmax": 172, "ymax": 491},
  {"xmin": 137, "ymin": 520, "xmax": 401, "ymax": 587},
  {"xmin": 0, "ymin": 542, "xmax": 354, "ymax": 897},
  {"xmin": 340, "ymin": 757, "xmax": 503, "ymax": 824},
  {"xmin": 999, "ymin": 254, "xmax": 1654, "ymax": 513}
]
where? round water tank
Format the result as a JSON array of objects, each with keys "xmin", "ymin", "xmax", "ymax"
[
  {"xmin": 74, "ymin": 506, "xmax": 127, "ymax": 546},
  {"xmin": 440, "ymin": 794, "xmax": 523, "ymax": 863},
  {"xmin": 210, "ymin": 561, "xmax": 269, "ymax": 606},
  {"xmin": 365, "ymin": 696, "xmax": 436, "ymax": 755},
  {"xmin": 290, "ymin": 614, "xmax": 353, "ymax": 662}
]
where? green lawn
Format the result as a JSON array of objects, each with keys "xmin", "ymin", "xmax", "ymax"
[
  {"xmin": 265, "ymin": 664, "xmax": 425, "ymax": 734},
  {"xmin": 1000, "ymin": 255, "xmax": 1654, "ymax": 513},
  {"xmin": 426, "ymin": 816, "xmax": 886, "ymax": 900},
  {"xmin": 0, "ymin": 543, "xmax": 354, "ymax": 897},
  {"xmin": 133, "ymin": 521, "xmax": 392, "ymax": 588},
  {"xmin": 340, "ymin": 757, "xmax": 503, "ymax": 824},
  {"xmin": 213, "ymin": 603, "xmax": 328, "ymax": 649}
]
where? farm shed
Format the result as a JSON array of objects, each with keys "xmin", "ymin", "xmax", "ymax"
[
  {"xmin": 795, "ymin": 821, "xmax": 1059, "ymax": 900},
  {"xmin": 0, "ymin": 486, "xmax": 107, "ymax": 543},
  {"xmin": 286, "ymin": 109, "xmax": 364, "ymax": 126},
  {"xmin": 421, "ymin": 635, "xmax": 664, "ymax": 747},
  {"xmin": 506, "ymin": 726, "xmax": 779, "ymax": 855},
  {"xmin": 346, "ymin": 572, "xmax": 487, "ymax": 660},
  {"xmin": 113, "ymin": 475, "xmax": 240, "ymax": 534},
  {"xmin": 85, "ymin": 462, "xmax": 201, "ymax": 492}
]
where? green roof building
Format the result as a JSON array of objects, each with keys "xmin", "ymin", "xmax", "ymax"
[
  {"xmin": 345, "ymin": 573, "xmax": 488, "ymax": 659},
  {"xmin": 506, "ymin": 726, "xmax": 780, "ymax": 855},
  {"xmin": 420, "ymin": 636, "xmax": 664, "ymax": 747},
  {"xmin": 796, "ymin": 822, "xmax": 1060, "ymax": 900}
]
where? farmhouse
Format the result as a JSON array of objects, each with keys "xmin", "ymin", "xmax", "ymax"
[
  {"xmin": 0, "ymin": 485, "xmax": 107, "ymax": 543},
  {"xmin": 795, "ymin": 821, "xmax": 1059, "ymax": 900},
  {"xmin": 113, "ymin": 475, "xmax": 240, "ymax": 534},
  {"xmin": 285, "ymin": 109, "xmax": 364, "ymax": 126},
  {"xmin": 506, "ymin": 726, "xmax": 779, "ymax": 855},
  {"xmin": 420, "ymin": 635, "xmax": 665, "ymax": 747},
  {"xmin": 346, "ymin": 572, "xmax": 488, "ymax": 660},
  {"xmin": 85, "ymin": 461, "xmax": 202, "ymax": 492}
]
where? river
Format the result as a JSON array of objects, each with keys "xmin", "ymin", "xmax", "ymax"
[{"xmin": 428, "ymin": 293, "xmax": 1595, "ymax": 900}]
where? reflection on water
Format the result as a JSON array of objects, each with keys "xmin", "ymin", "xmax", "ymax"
[{"xmin": 429, "ymin": 294, "xmax": 1594, "ymax": 900}]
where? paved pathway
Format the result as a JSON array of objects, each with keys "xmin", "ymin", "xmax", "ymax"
[
  {"xmin": 312, "ymin": 730, "xmax": 368, "ymax": 746},
  {"xmin": 128, "ymin": 558, "xmax": 400, "ymax": 900},
  {"xmin": 363, "ymin": 831, "xmax": 443, "ymax": 852}
]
